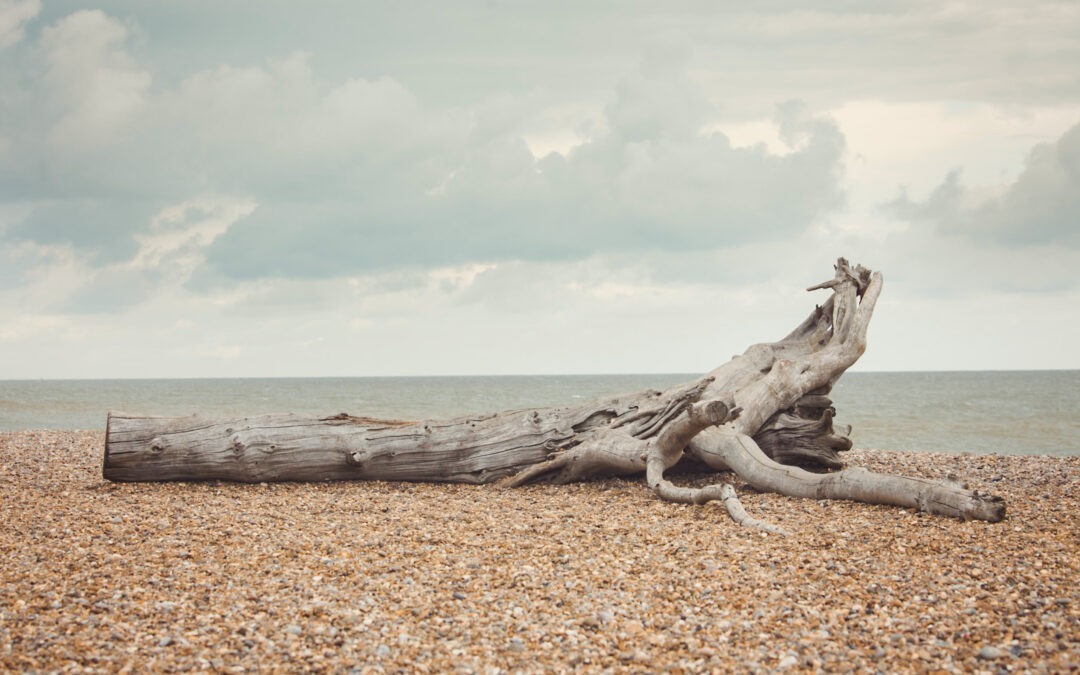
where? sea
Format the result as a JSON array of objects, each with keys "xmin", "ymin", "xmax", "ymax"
[{"xmin": 1, "ymin": 371, "xmax": 1077, "ymax": 457}]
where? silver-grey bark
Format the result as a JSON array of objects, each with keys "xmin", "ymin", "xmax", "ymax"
[{"xmin": 103, "ymin": 259, "xmax": 1006, "ymax": 524}]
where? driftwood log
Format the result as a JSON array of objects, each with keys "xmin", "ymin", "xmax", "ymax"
[{"xmin": 104, "ymin": 259, "xmax": 1006, "ymax": 531}]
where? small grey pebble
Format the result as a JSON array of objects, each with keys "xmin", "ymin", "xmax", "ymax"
[
  {"xmin": 158, "ymin": 636, "xmax": 173, "ymax": 647},
  {"xmin": 285, "ymin": 624, "xmax": 302, "ymax": 635},
  {"xmin": 453, "ymin": 591, "xmax": 466, "ymax": 600},
  {"xmin": 777, "ymin": 655, "xmax": 798, "ymax": 669},
  {"xmin": 508, "ymin": 637, "xmax": 525, "ymax": 652},
  {"xmin": 375, "ymin": 644, "xmax": 391, "ymax": 658},
  {"xmin": 597, "ymin": 610, "xmax": 614, "ymax": 624},
  {"xmin": 977, "ymin": 645, "xmax": 1004, "ymax": 660}
]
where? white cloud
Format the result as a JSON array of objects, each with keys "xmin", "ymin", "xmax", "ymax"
[
  {"xmin": 0, "ymin": 195, "xmax": 256, "ymax": 317},
  {"xmin": 604, "ymin": 44, "xmax": 710, "ymax": 143},
  {"xmin": 0, "ymin": 313, "xmax": 70, "ymax": 342},
  {"xmin": 521, "ymin": 103, "xmax": 599, "ymax": 158},
  {"xmin": 133, "ymin": 196, "xmax": 257, "ymax": 275},
  {"xmin": 427, "ymin": 263, "xmax": 498, "ymax": 293},
  {"xmin": 1, "ymin": 239, "xmax": 85, "ymax": 308},
  {"xmin": 0, "ymin": 0, "xmax": 39, "ymax": 48},
  {"xmin": 41, "ymin": 10, "xmax": 150, "ymax": 151}
]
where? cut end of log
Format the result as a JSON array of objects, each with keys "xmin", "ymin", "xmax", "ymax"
[
  {"xmin": 102, "ymin": 412, "xmax": 113, "ymax": 480},
  {"xmin": 963, "ymin": 493, "xmax": 1007, "ymax": 523}
]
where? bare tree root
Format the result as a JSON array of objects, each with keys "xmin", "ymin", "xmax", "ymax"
[
  {"xmin": 104, "ymin": 258, "xmax": 1007, "ymax": 525},
  {"xmin": 640, "ymin": 398, "xmax": 786, "ymax": 534},
  {"xmin": 719, "ymin": 484, "xmax": 788, "ymax": 536},
  {"xmin": 689, "ymin": 429, "xmax": 1005, "ymax": 522}
]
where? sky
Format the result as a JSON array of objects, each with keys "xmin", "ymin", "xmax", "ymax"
[{"xmin": 1, "ymin": 1, "xmax": 1079, "ymax": 378}]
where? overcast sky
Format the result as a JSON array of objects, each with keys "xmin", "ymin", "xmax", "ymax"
[{"xmin": 2, "ymin": 1, "xmax": 1079, "ymax": 378}]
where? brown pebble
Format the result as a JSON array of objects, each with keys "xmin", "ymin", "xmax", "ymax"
[{"xmin": 1, "ymin": 431, "xmax": 1077, "ymax": 672}]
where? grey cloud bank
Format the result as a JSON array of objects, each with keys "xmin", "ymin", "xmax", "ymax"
[
  {"xmin": 886, "ymin": 122, "xmax": 1080, "ymax": 247},
  {"xmin": 1, "ymin": 1, "xmax": 1079, "ymax": 377},
  {"xmin": 6, "ymin": 21, "xmax": 846, "ymax": 279}
]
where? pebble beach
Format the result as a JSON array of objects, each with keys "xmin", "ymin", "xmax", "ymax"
[{"xmin": 1, "ymin": 430, "xmax": 1077, "ymax": 673}]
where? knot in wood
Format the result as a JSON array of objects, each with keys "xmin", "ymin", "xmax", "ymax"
[{"xmin": 347, "ymin": 451, "xmax": 367, "ymax": 466}]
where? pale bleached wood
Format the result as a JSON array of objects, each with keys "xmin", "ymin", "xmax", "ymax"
[{"xmin": 103, "ymin": 258, "xmax": 1006, "ymax": 524}]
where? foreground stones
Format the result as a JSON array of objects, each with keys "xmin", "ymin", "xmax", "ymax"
[{"xmin": 1, "ymin": 431, "xmax": 1077, "ymax": 672}]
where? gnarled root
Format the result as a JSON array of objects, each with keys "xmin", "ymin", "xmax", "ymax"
[
  {"xmin": 644, "ymin": 399, "xmax": 786, "ymax": 534},
  {"xmin": 719, "ymin": 484, "xmax": 788, "ymax": 536},
  {"xmin": 645, "ymin": 463, "xmax": 788, "ymax": 535},
  {"xmin": 690, "ymin": 429, "xmax": 1006, "ymax": 522}
]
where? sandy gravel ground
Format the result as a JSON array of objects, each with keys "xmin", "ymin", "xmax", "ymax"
[{"xmin": 1, "ymin": 430, "xmax": 1077, "ymax": 673}]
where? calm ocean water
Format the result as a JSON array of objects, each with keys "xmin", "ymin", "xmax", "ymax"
[{"xmin": 1, "ymin": 371, "xmax": 1077, "ymax": 457}]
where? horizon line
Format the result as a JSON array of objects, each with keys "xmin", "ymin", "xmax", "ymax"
[{"xmin": 2, "ymin": 367, "xmax": 1078, "ymax": 383}]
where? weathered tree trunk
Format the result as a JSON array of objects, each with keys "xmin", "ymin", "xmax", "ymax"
[{"xmin": 104, "ymin": 259, "xmax": 1006, "ymax": 528}]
